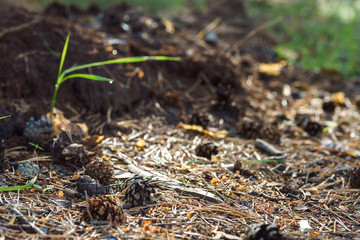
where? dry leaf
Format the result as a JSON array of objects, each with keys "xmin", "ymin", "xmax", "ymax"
[
  {"xmin": 138, "ymin": 69, "xmax": 145, "ymax": 78},
  {"xmin": 332, "ymin": 92, "xmax": 345, "ymax": 105},
  {"xmin": 136, "ymin": 138, "xmax": 146, "ymax": 149},
  {"xmin": 177, "ymin": 122, "xmax": 228, "ymax": 139},
  {"xmin": 83, "ymin": 135, "xmax": 104, "ymax": 147},
  {"xmin": 259, "ymin": 60, "xmax": 287, "ymax": 76},
  {"xmin": 162, "ymin": 18, "xmax": 175, "ymax": 33}
]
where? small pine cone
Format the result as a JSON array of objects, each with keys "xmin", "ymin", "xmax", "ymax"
[
  {"xmin": 85, "ymin": 157, "xmax": 116, "ymax": 186},
  {"xmin": 260, "ymin": 125, "xmax": 281, "ymax": 144},
  {"xmin": 233, "ymin": 160, "xmax": 242, "ymax": 173},
  {"xmin": 81, "ymin": 195, "xmax": 126, "ymax": 225},
  {"xmin": 233, "ymin": 160, "xmax": 253, "ymax": 178},
  {"xmin": 195, "ymin": 142, "xmax": 218, "ymax": 159},
  {"xmin": 245, "ymin": 223, "xmax": 285, "ymax": 240},
  {"xmin": 23, "ymin": 115, "xmax": 54, "ymax": 145},
  {"xmin": 188, "ymin": 112, "xmax": 210, "ymax": 129},
  {"xmin": 279, "ymin": 185, "xmax": 300, "ymax": 196},
  {"xmin": 120, "ymin": 176, "xmax": 155, "ymax": 207},
  {"xmin": 58, "ymin": 143, "xmax": 93, "ymax": 167},
  {"xmin": 238, "ymin": 117, "xmax": 281, "ymax": 144},
  {"xmin": 303, "ymin": 121, "xmax": 322, "ymax": 136},
  {"xmin": 295, "ymin": 114, "xmax": 322, "ymax": 136},
  {"xmin": 348, "ymin": 166, "xmax": 360, "ymax": 188},
  {"xmin": 322, "ymin": 101, "xmax": 335, "ymax": 113},
  {"xmin": 237, "ymin": 117, "xmax": 261, "ymax": 140}
]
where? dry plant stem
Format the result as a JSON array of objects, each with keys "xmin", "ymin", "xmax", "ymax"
[
  {"xmin": 196, "ymin": 17, "xmax": 222, "ymax": 39},
  {"xmin": 230, "ymin": 16, "xmax": 282, "ymax": 51},
  {"xmin": 5, "ymin": 197, "xmax": 46, "ymax": 235},
  {"xmin": 0, "ymin": 17, "xmax": 42, "ymax": 39},
  {"xmin": 126, "ymin": 163, "xmax": 223, "ymax": 203}
]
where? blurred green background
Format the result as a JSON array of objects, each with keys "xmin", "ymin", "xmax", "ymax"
[
  {"xmin": 249, "ymin": 0, "xmax": 360, "ymax": 79},
  {"xmin": 5, "ymin": 0, "xmax": 360, "ymax": 79}
]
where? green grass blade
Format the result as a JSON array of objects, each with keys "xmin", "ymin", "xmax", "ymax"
[
  {"xmin": 58, "ymin": 32, "xmax": 71, "ymax": 80},
  {"xmin": 60, "ymin": 74, "xmax": 113, "ymax": 84},
  {"xmin": 0, "ymin": 175, "xmax": 37, "ymax": 191},
  {"xmin": 0, "ymin": 115, "xmax": 11, "ymax": 120},
  {"xmin": 62, "ymin": 56, "xmax": 181, "ymax": 76}
]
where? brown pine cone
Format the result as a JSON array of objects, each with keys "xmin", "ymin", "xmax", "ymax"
[
  {"xmin": 261, "ymin": 125, "xmax": 281, "ymax": 144},
  {"xmin": 237, "ymin": 117, "xmax": 281, "ymax": 144},
  {"xmin": 348, "ymin": 166, "xmax": 360, "ymax": 188},
  {"xmin": 232, "ymin": 160, "xmax": 254, "ymax": 178},
  {"xmin": 120, "ymin": 176, "xmax": 156, "ymax": 207},
  {"xmin": 195, "ymin": 142, "xmax": 218, "ymax": 159},
  {"xmin": 81, "ymin": 195, "xmax": 126, "ymax": 225},
  {"xmin": 237, "ymin": 117, "xmax": 261, "ymax": 140},
  {"xmin": 322, "ymin": 100, "xmax": 336, "ymax": 113},
  {"xmin": 187, "ymin": 112, "xmax": 210, "ymax": 129},
  {"xmin": 85, "ymin": 157, "xmax": 116, "ymax": 186},
  {"xmin": 303, "ymin": 121, "xmax": 322, "ymax": 136},
  {"xmin": 295, "ymin": 114, "xmax": 322, "ymax": 136}
]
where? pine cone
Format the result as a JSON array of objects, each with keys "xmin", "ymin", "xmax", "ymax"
[
  {"xmin": 261, "ymin": 125, "xmax": 281, "ymax": 144},
  {"xmin": 322, "ymin": 101, "xmax": 335, "ymax": 113},
  {"xmin": 85, "ymin": 157, "xmax": 116, "ymax": 186},
  {"xmin": 245, "ymin": 223, "xmax": 285, "ymax": 240},
  {"xmin": 232, "ymin": 160, "xmax": 253, "ymax": 178},
  {"xmin": 81, "ymin": 195, "xmax": 126, "ymax": 225},
  {"xmin": 237, "ymin": 117, "xmax": 261, "ymax": 140},
  {"xmin": 195, "ymin": 142, "xmax": 218, "ymax": 159},
  {"xmin": 279, "ymin": 185, "xmax": 300, "ymax": 196},
  {"xmin": 303, "ymin": 121, "xmax": 322, "ymax": 136},
  {"xmin": 120, "ymin": 176, "xmax": 156, "ymax": 207},
  {"xmin": 187, "ymin": 112, "xmax": 210, "ymax": 129},
  {"xmin": 348, "ymin": 166, "xmax": 360, "ymax": 188},
  {"xmin": 295, "ymin": 114, "xmax": 322, "ymax": 136},
  {"xmin": 237, "ymin": 117, "xmax": 281, "ymax": 144},
  {"xmin": 23, "ymin": 115, "xmax": 53, "ymax": 145}
]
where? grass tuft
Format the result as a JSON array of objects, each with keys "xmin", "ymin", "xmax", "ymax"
[
  {"xmin": 0, "ymin": 175, "xmax": 37, "ymax": 192},
  {"xmin": 0, "ymin": 115, "xmax": 11, "ymax": 120},
  {"xmin": 52, "ymin": 32, "xmax": 180, "ymax": 111}
]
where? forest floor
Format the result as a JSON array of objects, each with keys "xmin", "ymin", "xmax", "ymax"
[{"xmin": 0, "ymin": 1, "xmax": 360, "ymax": 239}]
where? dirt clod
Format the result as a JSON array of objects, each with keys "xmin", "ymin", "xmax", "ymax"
[{"xmin": 77, "ymin": 175, "xmax": 105, "ymax": 196}]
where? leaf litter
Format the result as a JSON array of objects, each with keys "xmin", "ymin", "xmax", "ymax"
[{"xmin": 0, "ymin": 1, "xmax": 360, "ymax": 239}]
